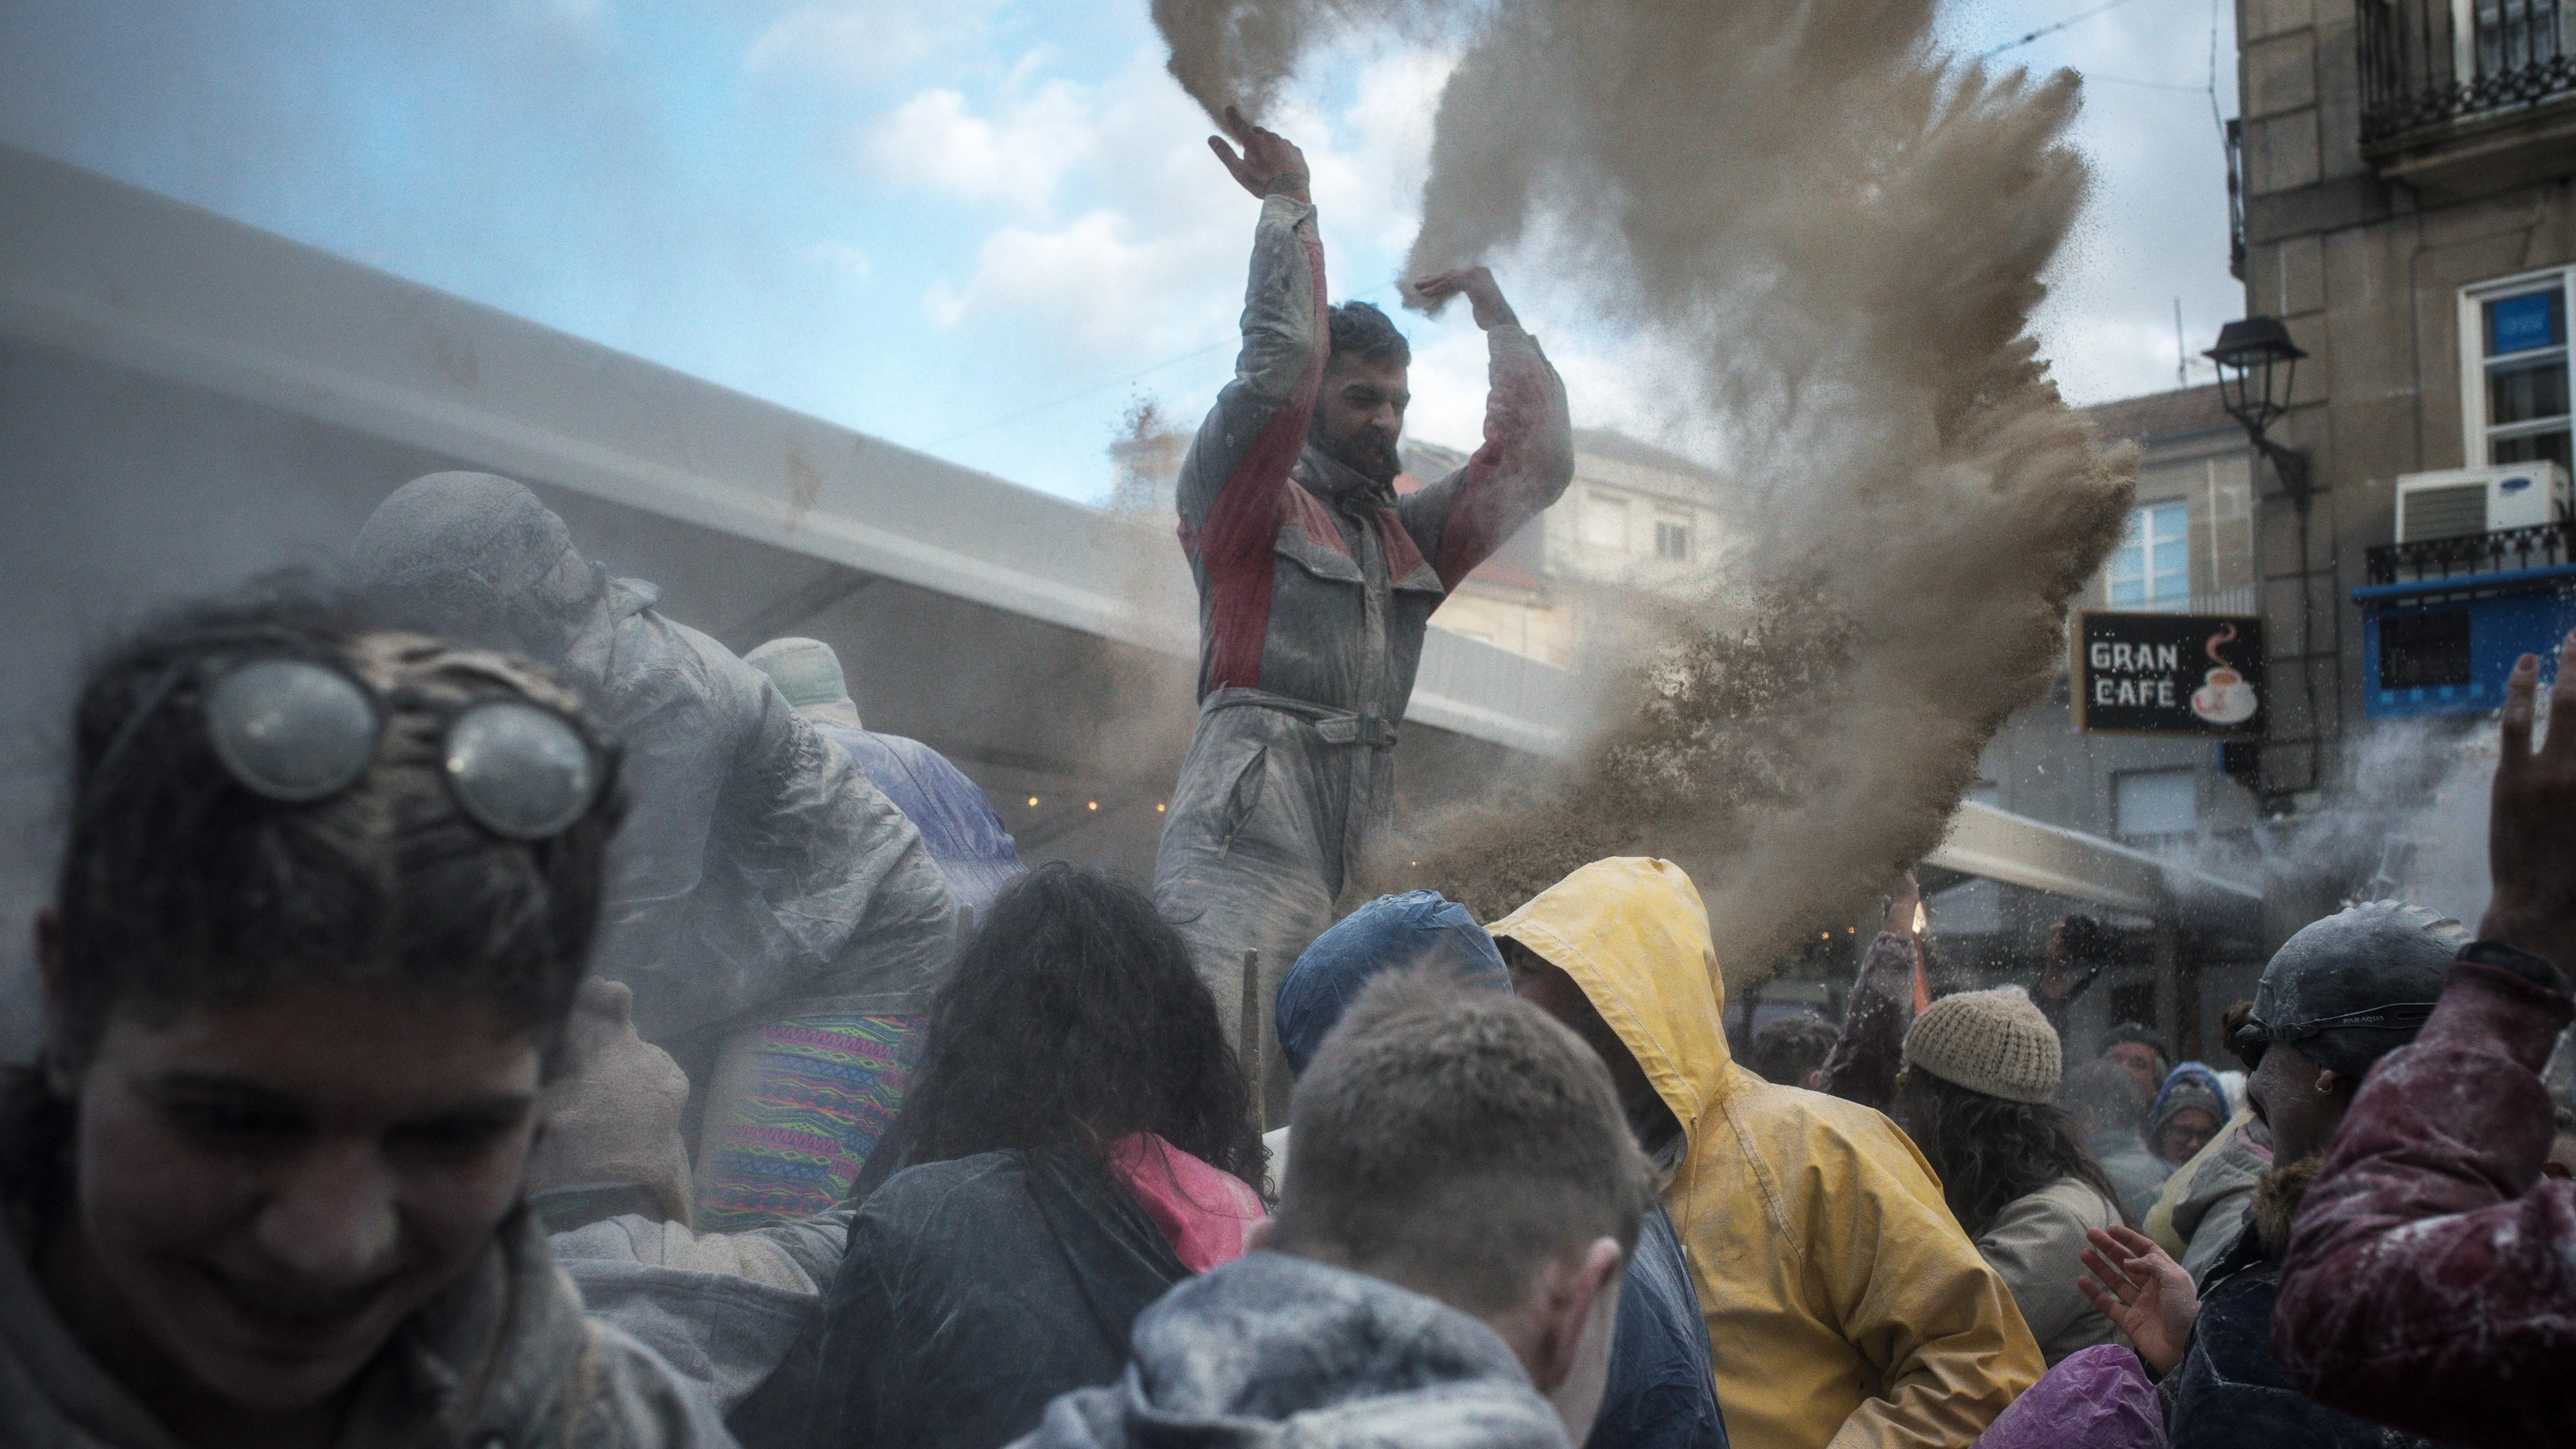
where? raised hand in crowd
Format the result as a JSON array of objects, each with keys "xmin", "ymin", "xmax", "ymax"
[
  {"xmin": 2480, "ymin": 628, "xmax": 2576, "ymax": 980},
  {"xmin": 2075, "ymin": 1225, "xmax": 2197, "ymax": 1377}
]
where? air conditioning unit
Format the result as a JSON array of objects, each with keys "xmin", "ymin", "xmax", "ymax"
[{"xmin": 2394, "ymin": 462, "xmax": 2570, "ymax": 542}]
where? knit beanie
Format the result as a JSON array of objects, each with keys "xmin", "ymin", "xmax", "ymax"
[
  {"xmin": 1903, "ymin": 985, "xmax": 2063, "ymax": 1104},
  {"xmin": 745, "ymin": 637, "xmax": 862, "ymax": 727}
]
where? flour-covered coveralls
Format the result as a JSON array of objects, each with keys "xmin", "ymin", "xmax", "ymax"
[{"xmin": 1153, "ymin": 191, "xmax": 1573, "ymax": 1108}]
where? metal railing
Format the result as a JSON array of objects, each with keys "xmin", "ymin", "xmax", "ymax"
[
  {"xmin": 2361, "ymin": 0, "xmax": 2576, "ymax": 146},
  {"xmin": 2365, "ymin": 520, "xmax": 2576, "ymax": 584}
]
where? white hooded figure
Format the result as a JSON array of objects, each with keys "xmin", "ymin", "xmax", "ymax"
[{"xmin": 353, "ymin": 473, "xmax": 958, "ymax": 1225}]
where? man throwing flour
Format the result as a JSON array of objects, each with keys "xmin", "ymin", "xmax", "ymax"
[{"xmin": 1154, "ymin": 107, "xmax": 1574, "ymax": 1116}]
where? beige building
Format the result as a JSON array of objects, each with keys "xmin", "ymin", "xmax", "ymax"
[
  {"xmin": 1953, "ymin": 387, "xmax": 2268, "ymax": 1058},
  {"xmin": 1404, "ymin": 428, "xmax": 1732, "ymax": 667}
]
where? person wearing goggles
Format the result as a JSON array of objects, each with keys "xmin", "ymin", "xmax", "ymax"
[
  {"xmin": 2078, "ymin": 898, "xmax": 2469, "ymax": 1449},
  {"xmin": 352, "ymin": 471, "xmax": 960, "ymax": 1230},
  {"xmin": 0, "ymin": 586, "xmax": 735, "ymax": 1449}
]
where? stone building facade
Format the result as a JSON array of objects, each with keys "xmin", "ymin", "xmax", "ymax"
[{"xmin": 2233, "ymin": 0, "xmax": 2576, "ymax": 856}]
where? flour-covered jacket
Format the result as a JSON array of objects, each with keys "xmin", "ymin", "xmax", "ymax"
[
  {"xmin": 2145, "ymin": 1108, "xmax": 2272, "ymax": 1286},
  {"xmin": 1152, "ymin": 192, "xmax": 1573, "ymax": 1107},
  {"xmin": 0, "ymin": 1205, "xmax": 732, "ymax": 1449},
  {"xmin": 551, "ymin": 1208, "xmax": 850, "ymax": 1445},
  {"xmin": 808, "ymin": 718, "xmax": 1025, "ymax": 918},
  {"xmin": 1011, "ymin": 1251, "xmax": 1572, "ymax": 1449},
  {"xmin": 580, "ymin": 582, "xmax": 958, "ymax": 1041},
  {"xmin": 352, "ymin": 473, "xmax": 959, "ymax": 1048}
]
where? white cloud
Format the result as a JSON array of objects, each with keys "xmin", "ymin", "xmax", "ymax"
[
  {"xmin": 1315, "ymin": 46, "xmax": 1457, "ymax": 256},
  {"xmin": 900, "ymin": 42, "xmax": 1466, "ymax": 369},
  {"xmin": 922, "ymin": 208, "xmax": 1237, "ymax": 356},
  {"xmin": 746, "ymin": 1, "xmax": 1001, "ymax": 81},
  {"xmin": 859, "ymin": 81, "xmax": 1096, "ymax": 214}
]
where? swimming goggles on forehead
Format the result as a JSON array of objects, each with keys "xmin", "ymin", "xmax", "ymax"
[
  {"xmin": 2231, "ymin": 1002, "xmax": 2439, "ymax": 1066},
  {"xmin": 129, "ymin": 654, "xmax": 609, "ymax": 842}
]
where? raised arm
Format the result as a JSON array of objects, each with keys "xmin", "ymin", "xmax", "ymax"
[
  {"xmin": 1818, "ymin": 877, "xmax": 1924, "ymax": 1112},
  {"xmin": 1396, "ymin": 266, "xmax": 1574, "ymax": 590},
  {"xmin": 2271, "ymin": 632, "xmax": 2576, "ymax": 1449},
  {"xmin": 1175, "ymin": 109, "xmax": 1325, "ymax": 556}
]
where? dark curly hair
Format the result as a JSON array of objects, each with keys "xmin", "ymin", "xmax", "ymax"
[
  {"xmin": 857, "ymin": 865, "xmax": 1266, "ymax": 1198},
  {"xmin": 47, "ymin": 576, "xmax": 623, "ymax": 1072},
  {"xmin": 1747, "ymin": 1012, "xmax": 1839, "ymax": 1088},
  {"xmin": 1892, "ymin": 1068, "xmax": 2136, "ymax": 1236},
  {"xmin": 1328, "ymin": 301, "xmax": 1411, "ymax": 370}
]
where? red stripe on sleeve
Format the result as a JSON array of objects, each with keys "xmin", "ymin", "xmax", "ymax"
[
  {"xmin": 1431, "ymin": 452, "xmax": 1505, "ymax": 591},
  {"xmin": 1197, "ymin": 226, "xmax": 1328, "ymax": 694}
]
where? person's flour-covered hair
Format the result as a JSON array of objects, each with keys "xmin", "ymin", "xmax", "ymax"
[{"xmin": 47, "ymin": 578, "xmax": 623, "ymax": 1073}]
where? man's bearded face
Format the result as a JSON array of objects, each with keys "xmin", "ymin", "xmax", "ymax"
[{"xmin": 1311, "ymin": 354, "xmax": 1409, "ymax": 486}]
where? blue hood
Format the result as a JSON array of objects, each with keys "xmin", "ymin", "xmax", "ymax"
[{"xmin": 1276, "ymin": 891, "xmax": 1508, "ymax": 1077}]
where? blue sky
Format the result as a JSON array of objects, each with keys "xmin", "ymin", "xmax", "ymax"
[{"xmin": 0, "ymin": 0, "xmax": 2239, "ymax": 502}]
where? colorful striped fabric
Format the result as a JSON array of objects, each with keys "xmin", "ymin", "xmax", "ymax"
[{"xmin": 695, "ymin": 1013, "xmax": 925, "ymax": 1231}]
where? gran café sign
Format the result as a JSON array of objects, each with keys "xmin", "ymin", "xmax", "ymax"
[{"xmin": 2073, "ymin": 611, "xmax": 2266, "ymax": 738}]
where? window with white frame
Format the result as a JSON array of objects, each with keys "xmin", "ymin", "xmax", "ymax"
[
  {"xmin": 2108, "ymin": 500, "xmax": 2189, "ymax": 610},
  {"xmin": 1582, "ymin": 492, "xmax": 1630, "ymax": 551},
  {"xmin": 2462, "ymin": 269, "xmax": 2573, "ymax": 471}
]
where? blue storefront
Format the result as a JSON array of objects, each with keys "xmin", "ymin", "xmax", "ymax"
[{"xmin": 2357, "ymin": 528, "xmax": 2576, "ymax": 719}]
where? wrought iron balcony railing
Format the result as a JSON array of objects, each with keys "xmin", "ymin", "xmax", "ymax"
[
  {"xmin": 2365, "ymin": 520, "xmax": 2576, "ymax": 585},
  {"xmin": 2361, "ymin": 0, "xmax": 2576, "ymax": 146}
]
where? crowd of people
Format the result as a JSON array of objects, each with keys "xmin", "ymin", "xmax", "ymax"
[
  {"xmin": 7, "ymin": 571, "xmax": 2572, "ymax": 1449},
  {"xmin": 7, "ymin": 107, "xmax": 2575, "ymax": 1449}
]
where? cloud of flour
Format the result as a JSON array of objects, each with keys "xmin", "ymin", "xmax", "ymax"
[{"xmin": 1155, "ymin": 0, "xmax": 2134, "ymax": 983}]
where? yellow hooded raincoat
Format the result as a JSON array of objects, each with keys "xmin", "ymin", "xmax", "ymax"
[{"xmin": 1489, "ymin": 858, "xmax": 2043, "ymax": 1449}]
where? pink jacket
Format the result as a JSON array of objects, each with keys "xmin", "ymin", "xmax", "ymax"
[{"xmin": 2271, "ymin": 952, "xmax": 2576, "ymax": 1447}]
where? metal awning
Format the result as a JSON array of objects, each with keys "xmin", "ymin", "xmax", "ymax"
[
  {"xmin": 1924, "ymin": 801, "xmax": 2261, "ymax": 942},
  {"xmin": 0, "ymin": 141, "xmax": 1585, "ymax": 763}
]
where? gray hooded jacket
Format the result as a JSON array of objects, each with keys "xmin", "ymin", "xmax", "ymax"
[
  {"xmin": 0, "ymin": 1205, "xmax": 734, "ymax": 1449},
  {"xmin": 352, "ymin": 474, "xmax": 958, "ymax": 1045},
  {"xmin": 1009, "ymin": 1251, "xmax": 1572, "ymax": 1449}
]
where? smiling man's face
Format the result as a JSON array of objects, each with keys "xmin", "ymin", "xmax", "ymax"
[{"xmin": 54, "ymin": 980, "xmax": 540, "ymax": 1413}]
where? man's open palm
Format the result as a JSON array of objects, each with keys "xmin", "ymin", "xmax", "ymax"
[
  {"xmin": 1209, "ymin": 104, "xmax": 1309, "ymax": 203},
  {"xmin": 2486, "ymin": 628, "xmax": 2576, "ymax": 975},
  {"xmin": 2077, "ymin": 1224, "xmax": 2198, "ymax": 1375}
]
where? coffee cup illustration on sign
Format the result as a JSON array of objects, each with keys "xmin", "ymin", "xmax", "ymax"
[{"xmin": 2191, "ymin": 623, "xmax": 2258, "ymax": 725}]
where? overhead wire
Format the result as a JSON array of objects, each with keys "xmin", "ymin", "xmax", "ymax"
[{"xmin": 1979, "ymin": 0, "xmax": 2147, "ymax": 59}]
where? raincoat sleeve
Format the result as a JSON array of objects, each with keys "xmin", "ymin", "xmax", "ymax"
[
  {"xmin": 1974, "ymin": 1183, "xmax": 2124, "ymax": 1363},
  {"xmin": 1174, "ymin": 194, "xmax": 1326, "ymax": 669},
  {"xmin": 720, "ymin": 634, "xmax": 956, "ymax": 1004},
  {"xmin": 2270, "ymin": 953, "xmax": 2576, "ymax": 1449},
  {"xmin": 1812, "ymin": 1122, "xmax": 2045, "ymax": 1449},
  {"xmin": 672, "ymin": 623, "xmax": 957, "ymax": 1030},
  {"xmin": 1396, "ymin": 324, "xmax": 1575, "ymax": 589},
  {"xmin": 1818, "ymin": 932, "xmax": 1915, "ymax": 1112}
]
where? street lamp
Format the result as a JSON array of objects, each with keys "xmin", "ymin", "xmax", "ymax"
[{"xmin": 2204, "ymin": 316, "xmax": 2311, "ymax": 509}]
